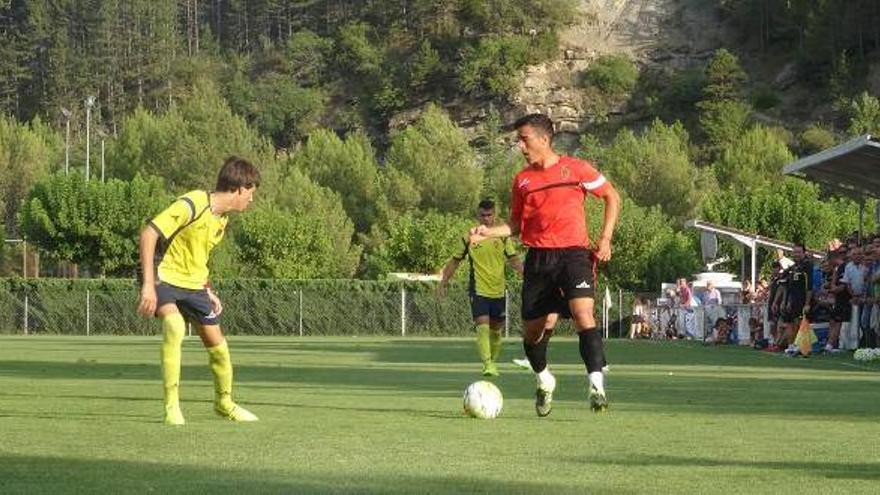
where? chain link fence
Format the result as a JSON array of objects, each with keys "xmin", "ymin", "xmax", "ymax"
[{"xmin": 0, "ymin": 282, "xmax": 639, "ymax": 337}]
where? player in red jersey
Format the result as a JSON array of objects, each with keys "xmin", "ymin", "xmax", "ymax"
[{"xmin": 470, "ymin": 114, "xmax": 620, "ymax": 416}]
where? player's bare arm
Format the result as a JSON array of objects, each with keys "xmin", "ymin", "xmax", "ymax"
[
  {"xmin": 594, "ymin": 185, "xmax": 620, "ymax": 262},
  {"xmin": 137, "ymin": 226, "xmax": 160, "ymax": 317},
  {"xmin": 437, "ymin": 258, "xmax": 462, "ymax": 297}
]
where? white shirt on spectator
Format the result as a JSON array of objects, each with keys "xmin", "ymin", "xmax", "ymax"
[
  {"xmin": 842, "ymin": 261, "xmax": 868, "ymax": 296},
  {"xmin": 703, "ymin": 288, "xmax": 722, "ymax": 305}
]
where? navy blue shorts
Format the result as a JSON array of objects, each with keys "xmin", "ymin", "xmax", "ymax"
[
  {"xmin": 470, "ymin": 294, "xmax": 506, "ymax": 320},
  {"xmin": 155, "ymin": 282, "xmax": 219, "ymax": 325}
]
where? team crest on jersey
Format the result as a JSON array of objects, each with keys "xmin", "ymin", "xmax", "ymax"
[{"xmin": 560, "ymin": 166, "xmax": 571, "ymax": 180}]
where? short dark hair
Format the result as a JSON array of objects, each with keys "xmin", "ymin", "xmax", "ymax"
[
  {"xmin": 478, "ymin": 199, "xmax": 495, "ymax": 210},
  {"xmin": 216, "ymin": 156, "xmax": 260, "ymax": 192},
  {"xmin": 513, "ymin": 113, "xmax": 554, "ymax": 140},
  {"xmin": 792, "ymin": 241, "xmax": 806, "ymax": 251}
]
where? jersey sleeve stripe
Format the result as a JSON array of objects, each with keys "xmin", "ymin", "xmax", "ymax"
[
  {"xmin": 582, "ymin": 175, "xmax": 607, "ymax": 191},
  {"xmin": 180, "ymin": 196, "xmax": 197, "ymax": 222}
]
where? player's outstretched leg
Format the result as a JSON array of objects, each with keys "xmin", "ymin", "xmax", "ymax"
[
  {"xmin": 160, "ymin": 313, "xmax": 186, "ymax": 425},
  {"xmin": 579, "ymin": 328, "xmax": 608, "ymax": 412},
  {"xmin": 524, "ymin": 328, "xmax": 555, "ymax": 417},
  {"xmin": 475, "ymin": 323, "xmax": 498, "ymax": 377},
  {"xmin": 207, "ymin": 340, "xmax": 258, "ymax": 422}
]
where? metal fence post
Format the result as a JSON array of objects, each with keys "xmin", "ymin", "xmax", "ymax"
[
  {"xmin": 504, "ymin": 289, "xmax": 509, "ymax": 338},
  {"xmin": 298, "ymin": 290, "xmax": 303, "ymax": 337},
  {"xmin": 23, "ymin": 292, "xmax": 28, "ymax": 335},
  {"xmin": 86, "ymin": 289, "xmax": 91, "ymax": 336},
  {"xmin": 400, "ymin": 287, "xmax": 406, "ymax": 337}
]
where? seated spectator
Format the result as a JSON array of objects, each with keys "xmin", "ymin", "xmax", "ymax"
[{"xmin": 705, "ymin": 317, "xmax": 731, "ymax": 345}]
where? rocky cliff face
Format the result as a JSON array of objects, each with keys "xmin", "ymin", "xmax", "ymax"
[{"xmin": 510, "ymin": 0, "xmax": 732, "ymax": 136}]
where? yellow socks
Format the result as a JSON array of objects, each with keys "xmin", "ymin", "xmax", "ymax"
[
  {"xmin": 476, "ymin": 324, "xmax": 492, "ymax": 365},
  {"xmin": 489, "ymin": 328, "xmax": 503, "ymax": 362},
  {"xmin": 160, "ymin": 313, "xmax": 185, "ymax": 410},
  {"xmin": 206, "ymin": 340, "xmax": 234, "ymax": 412}
]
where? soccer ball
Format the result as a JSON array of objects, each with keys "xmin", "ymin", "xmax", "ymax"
[{"xmin": 462, "ymin": 380, "xmax": 503, "ymax": 419}]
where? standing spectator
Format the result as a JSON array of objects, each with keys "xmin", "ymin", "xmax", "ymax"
[
  {"xmin": 678, "ymin": 278, "xmax": 696, "ymax": 338},
  {"xmin": 775, "ymin": 249, "xmax": 794, "ymax": 271},
  {"xmin": 776, "ymin": 243, "xmax": 813, "ymax": 352},
  {"xmin": 827, "ymin": 249, "xmax": 851, "ymax": 352}
]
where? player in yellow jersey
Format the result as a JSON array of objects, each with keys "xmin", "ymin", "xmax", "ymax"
[
  {"xmin": 438, "ymin": 199, "xmax": 523, "ymax": 377},
  {"xmin": 137, "ymin": 156, "xmax": 260, "ymax": 425}
]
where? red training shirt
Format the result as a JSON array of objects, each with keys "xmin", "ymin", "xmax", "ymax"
[{"xmin": 510, "ymin": 155, "xmax": 611, "ymax": 248}]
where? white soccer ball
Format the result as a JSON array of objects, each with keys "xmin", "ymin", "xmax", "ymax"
[{"xmin": 462, "ymin": 380, "xmax": 503, "ymax": 419}]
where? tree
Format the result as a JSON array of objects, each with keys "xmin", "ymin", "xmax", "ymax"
[
  {"xmin": 287, "ymin": 129, "xmax": 384, "ymax": 233},
  {"xmin": 18, "ymin": 172, "xmax": 170, "ymax": 276},
  {"xmin": 589, "ymin": 119, "xmax": 707, "ymax": 220},
  {"xmin": 713, "ymin": 124, "xmax": 794, "ymax": 191},
  {"xmin": 384, "ymin": 105, "xmax": 482, "ymax": 217},
  {"xmin": 237, "ymin": 168, "xmax": 361, "ymax": 278},
  {"xmin": 246, "ymin": 73, "xmax": 326, "ymax": 147},
  {"xmin": 362, "ymin": 210, "xmax": 473, "ymax": 277},
  {"xmin": 108, "ymin": 79, "xmax": 274, "ymax": 191},
  {"xmin": 0, "ymin": 115, "xmax": 61, "ymax": 234},
  {"xmin": 457, "ymin": 35, "xmax": 529, "ymax": 100},
  {"xmin": 234, "ymin": 203, "xmax": 361, "ymax": 279},
  {"xmin": 587, "ymin": 195, "xmax": 700, "ymax": 291},
  {"xmin": 698, "ymin": 49, "xmax": 751, "ymax": 154},
  {"xmin": 701, "ymin": 177, "xmax": 871, "ymax": 254},
  {"xmin": 847, "ymin": 91, "xmax": 880, "ymax": 136}
]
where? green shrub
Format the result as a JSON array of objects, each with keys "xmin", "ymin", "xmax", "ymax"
[{"xmin": 583, "ymin": 54, "xmax": 639, "ymax": 95}]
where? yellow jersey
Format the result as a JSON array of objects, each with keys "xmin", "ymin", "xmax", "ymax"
[{"xmin": 149, "ymin": 190, "xmax": 227, "ymax": 290}]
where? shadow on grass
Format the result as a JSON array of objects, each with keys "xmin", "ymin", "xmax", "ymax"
[
  {"xmin": 568, "ymin": 453, "xmax": 880, "ymax": 482},
  {"xmin": 0, "ymin": 454, "xmax": 633, "ymax": 494}
]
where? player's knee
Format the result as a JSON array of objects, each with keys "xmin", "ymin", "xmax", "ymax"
[{"xmin": 571, "ymin": 309, "xmax": 596, "ymax": 329}]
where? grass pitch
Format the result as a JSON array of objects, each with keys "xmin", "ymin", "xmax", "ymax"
[{"xmin": 1, "ymin": 336, "xmax": 878, "ymax": 494}]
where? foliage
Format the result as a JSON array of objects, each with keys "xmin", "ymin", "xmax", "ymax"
[
  {"xmin": 108, "ymin": 79, "xmax": 274, "ymax": 191},
  {"xmin": 287, "ymin": 129, "xmax": 384, "ymax": 233},
  {"xmin": 798, "ymin": 123, "xmax": 837, "ymax": 155},
  {"xmin": 0, "ymin": 115, "xmax": 62, "ymax": 233},
  {"xmin": 583, "ymin": 54, "xmax": 639, "ymax": 96},
  {"xmin": 235, "ymin": 203, "xmax": 361, "ymax": 279},
  {"xmin": 588, "ymin": 119, "xmax": 706, "ymax": 220},
  {"xmin": 384, "ymin": 105, "xmax": 482, "ymax": 217},
  {"xmin": 458, "ymin": 36, "xmax": 530, "ymax": 100},
  {"xmin": 245, "ymin": 74, "xmax": 326, "ymax": 147},
  {"xmin": 701, "ymin": 177, "xmax": 872, "ymax": 252},
  {"xmin": 18, "ymin": 173, "xmax": 169, "ymax": 276},
  {"xmin": 363, "ymin": 211, "xmax": 473, "ymax": 277},
  {"xmin": 712, "ymin": 124, "xmax": 794, "ymax": 191},
  {"xmin": 847, "ymin": 91, "xmax": 880, "ymax": 136},
  {"xmin": 749, "ymin": 84, "xmax": 781, "ymax": 110},
  {"xmin": 587, "ymin": 195, "xmax": 700, "ymax": 291}
]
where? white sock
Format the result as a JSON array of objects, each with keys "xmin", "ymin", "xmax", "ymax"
[
  {"xmin": 536, "ymin": 368, "xmax": 555, "ymax": 389},
  {"xmin": 588, "ymin": 371, "xmax": 604, "ymax": 393}
]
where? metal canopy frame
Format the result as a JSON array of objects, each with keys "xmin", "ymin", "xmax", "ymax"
[
  {"xmin": 685, "ymin": 220, "xmax": 825, "ymax": 285},
  {"xmin": 783, "ymin": 134, "xmax": 880, "ymax": 199}
]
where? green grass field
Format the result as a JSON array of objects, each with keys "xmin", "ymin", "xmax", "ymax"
[{"xmin": 1, "ymin": 336, "xmax": 878, "ymax": 494}]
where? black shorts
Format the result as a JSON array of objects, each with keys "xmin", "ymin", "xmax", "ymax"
[
  {"xmin": 781, "ymin": 296, "xmax": 806, "ymax": 323},
  {"xmin": 470, "ymin": 294, "xmax": 506, "ymax": 320},
  {"xmin": 155, "ymin": 282, "xmax": 219, "ymax": 325},
  {"xmin": 830, "ymin": 300, "xmax": 852, "ymax": 323},
  {"xmin": 521, "ymin": 247, "xmax": 596, "ymax": 320}
]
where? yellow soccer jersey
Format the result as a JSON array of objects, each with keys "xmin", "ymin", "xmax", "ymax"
[
  {"xmin": 452, "ymin": 235, "xmax": 517, "ymax": 298},
  {"xmin": 149, "ymin": 190, "xmax": 227, "ymax": 290}
]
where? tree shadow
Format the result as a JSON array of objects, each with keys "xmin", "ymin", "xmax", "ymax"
[{"xmin": 0, "ymin": 454, "xmax": 634, "ymax": 494}]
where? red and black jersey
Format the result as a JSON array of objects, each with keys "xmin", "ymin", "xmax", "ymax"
[{"xmin": 510, "ymin": 156, "xmax": 611, "ymax": 248}]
